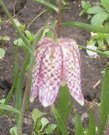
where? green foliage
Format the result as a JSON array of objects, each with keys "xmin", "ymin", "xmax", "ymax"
[
  {"xmin": 80, "ymin": 0, "xmax": 109, "ymax": 27},
  {"xmin": 0, "ymin": 35, "xmax": 10, "ymax": 41},
  {"xmin": 44, "ymin": 124, "xmax": 57, "ymax": 134},
  {"xmin": 10, "ymin": 127, "xmax": 27, "ymax": 135},
  {"xmin": 1, "ymin": 0, "xmax": 109, "ymax": 135},
  {"xmin": 32, "ymin": 108, "xmax": 56, "ymax": 135},
  {"xmin": 0, "ymin": 48, "xmax": 5, "ymax": 59},
  {"xmin": 86, "ymin": 32, "xmax": 109, "ymax": 54},
  {"xmin": 80, "ymin": 1, "xmax": 91, "ymax": 16},
  {"xmin": 82, "ymin": 0, "xmax": 109, "ymax": 26},
  {"xmin": 10, "ymin": 127, "xmax": 18, "ymax": 135},
  {"xmin": 101, "ymin": 0, "xmax": 109, "ymax": 13},
  {"xmin": 13, "ymin": 19, "xmax": 34, "ymax": 46},
  {"xmin": 80, "ymin": 0, "xmax": 109, "ymax": 53},
  {"xmin": 32, "ymin": 108, "xmax": 46, "ymax": 121}
]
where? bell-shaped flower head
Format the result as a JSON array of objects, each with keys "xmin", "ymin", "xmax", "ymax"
[{"xmin": 30, "ymin": 38, "xmax": 84, "ymax": 107}]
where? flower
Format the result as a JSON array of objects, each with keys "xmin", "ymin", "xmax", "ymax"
[{"xmin": 30, "ymin": 37, "xmax": 84, "ymax": 107}]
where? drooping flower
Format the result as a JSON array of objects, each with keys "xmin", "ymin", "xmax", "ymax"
[{"xmin": 30, "ymin": 37, "xmax": 84, "ymax": 107}]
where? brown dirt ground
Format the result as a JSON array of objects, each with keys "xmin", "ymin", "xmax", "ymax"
[{"xmin": 0, "ymin": 0, "xmax": 109, "ymax": 135}]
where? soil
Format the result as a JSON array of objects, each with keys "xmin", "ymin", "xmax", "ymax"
[{"xmin": 0, "ymin": 0, "xmax": 109, "ymax": 135}]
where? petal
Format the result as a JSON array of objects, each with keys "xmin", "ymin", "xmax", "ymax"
[
  {"xmin": 30, "ymin": 38, "xmax": 53, "ymax": 102},
  {"xmin": 38, "ymin": 45, "xmax": 62, "ymax": 107},
  {"xmin": 62, "ymin": 38, "xmax": 84, "ymax": 106}
]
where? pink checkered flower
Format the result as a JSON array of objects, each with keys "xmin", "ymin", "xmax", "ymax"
[{"xmin": 30, "ymin": 37, "xmax": 84, "ymax": 107}]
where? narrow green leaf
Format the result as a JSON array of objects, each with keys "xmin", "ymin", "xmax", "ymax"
[
  {"xmin": 98, "ymin": 68, "xmax": 109, "ymax": 134},
  {"xmin": 52, "ymin": 105, "xmax": 69, "ymax": 135},
  {"xmin": 0, "ymin": 104, "xmax": 21, "ymax": 115},
  {"xmin": 62, "ymin": 22, "xmax": 109, "ymax": 33},
  {"xmin": 16, "ymin": 54, "xmax": 30, "ymax": 111},
  {"xmin": 87, "ymin": 112, "xmax": 96, "ymax": 135},
  {"xmin": 101, "ymin": 0, "xmax": 109, "ymax": 13},
  {"xmin": 75, "ymin": 111, "xmax": 84, "ymax": 135},
  {"xmin": 35, "ymin": 0, "xmax": 58, "ymax": 13},
  {"xmin": 57, "ymin": 86, "xmax": 73, "ymax": 124},
  {"xmin": 56, "ymin": 86, "xmax": 73, "ymax": 135}
]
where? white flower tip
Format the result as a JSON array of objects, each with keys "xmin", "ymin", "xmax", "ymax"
[
  {"xmin": 61, "ymin": 80, "xmax": 66, "ymax": 86},
  {"xmin": 41, "ymin": 100, "xmax": 50, "ymax": 108},
  {"xmin": 91, "ymin": 32, "xmax": 97, "ymax": 37},
  {"xmin": 86, "ymin": 45, "xmax": 98, "ymax": 58},
  {"xmin": 79, "ymin": 99, "xmax": 84, "ymax": 106},
  {"xmin": 30, "ymin": 96, "xmax": 35, "ymax": 103}
]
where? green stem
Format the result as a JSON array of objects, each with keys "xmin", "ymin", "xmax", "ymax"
[
  {"xmin": 57, "ymin": 0, "xmax": 62, "ymax": 37},
  {"xmin": 17, "ymin": 114, "xmax": 23, "ymax": 135},
  {"xmin": 21, "ymin": 70, "xmax": 32, "ymax": 115},
  {"xmin": 16, "ymin": 55, "xmax": 30, "ymax": 135},
  {"xmin": 17, "ymin": 70, "xmax": 32, "ymax": 135},
  {"xmin": 78, "ymin": 44, "xmax": 109, "ymax": 57}
]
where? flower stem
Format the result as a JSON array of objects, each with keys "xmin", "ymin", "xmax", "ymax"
[
  {"xmin": 17, "ymin": 114, "xmax": 23, "ymax": 135},
  {"xmin": 57, "ymin": 0, "xmax": 62, "ymax": 37}
]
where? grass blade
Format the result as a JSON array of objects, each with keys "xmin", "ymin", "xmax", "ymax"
[
  {"xmin": 57, "ymin": 86, "xmax": 73, "ymax": 124},
  {"xmin": 87, "ymin": 112, "xmax": 96, "ymax": 135},
  {"xmin": 98, "ymin": 68, "xmax": 109, "ymax": 135},
  {"xmin": 56, "ymin": 86, "xmax": 73, "ymax": 135},
  {"xmin": 52, "ymin": 105, "xmax": 69, "ymax": 135},
  {"xmin": 62, "ymin": 22, "xmax": 109, "ymax": 33},
  {"xmin": 35, "ymin": 0, "xmax": 58, "ymax": 13},
  {"xmin": 16, "ymin": 54, "xmax": 30, "ymax": 111},
  {"xmin": 75, "ymin": 111, "xmax": 84, "ymax": 135}
]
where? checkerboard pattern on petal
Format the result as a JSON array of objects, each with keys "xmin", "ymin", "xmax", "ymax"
[{"xmin": 30, "ymin": 37, "xmax": 84, "ymax": 107}]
